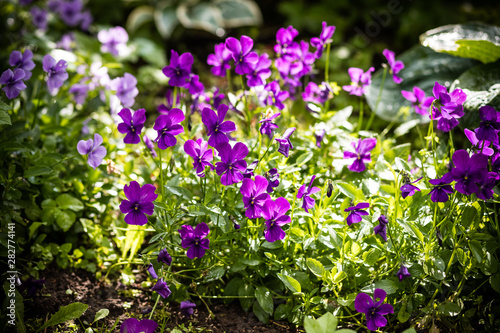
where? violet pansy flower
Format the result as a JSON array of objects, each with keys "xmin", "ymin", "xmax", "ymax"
[
  {"xmin": 9, "ymin": 49, "xmax": 35, "ymax": 80},
  {"xmin": 143, "ymin": 135, "xmax": 157, "ymax": 158},
  {"xmin": 400, "ymin": 176, "xmax": 422, "ymax": 199},
  {"xmin": 382, "ymin": 49, "xmax": 404, "ymax": 84},
  {"xmin": 342, "ymin": 67, "xmax": 374, "ymax": 96},
  {"xmin": 262, "ymin": 197, "xmax": 291, "ymax": 243},
  {"xmin": 354, "ymin": 288, "xmax": 394, "ymax": 331},
  {"xmin": 310, "ymin": 21, "xmax": 335, "ymax": 59},
  {"xmin": 259, "ymin": 111, "xmax": 281, "ymax": 140},
  {"xmin": 185, "ymin": 74, "xmax": 204, "ymax": 95},
  {"xmin": 97, "ymin": 26, "xmax": 128, "ymax": 56},
  {"xmin": 110, "ymin": 73, "xmax": 139, "ymax": 108},
  {"xmin": 475, "ymin": 105, "xmax": 500, "ymax": 143},
  {"xmin": 151, "ymin": 279, "xmax": 171, "ymax": 299},
  {"xmin": 153, "ymin": 108, "xmax": 185, "ymax": 150},
  {"xmin": 0, "ymin": 69, "xmax": 27, "ymax": 99},
  {"xmin": 264, "ymin": 81, "xmax": 289, "ymax": 110},
  {"xmin": 225, "ymin": 35, "xmax": 258, "ymax": 75},
  {"xmin": 246, "ymin": 53, "xmax": 272, "ymax": 87},
  {"xmin": 77, "ymin": 133, "xmax": 107, "ymax": 169},
  {"xmin": 315, "ymin": 129, "xmax": 326, "ymax": 148},
  {"xmin": 184, "ymin": 138, "xmax": 214, "ymax": 177},
  {"xmin": 163, "ymin": 50, "xmax": 193, "ymax": 87},
  {"xmin": 58, "ymin": 0, "xmax": 84, "ymax": 26},
  {"xmin": 180, "ymin": 301, "xmax": 196, "ymax": 317},
  {"xmin": 274, "ymin": 25, "xmax": 298, "ymax": 56},
  {"xmin": 275, "ymin": 127, "xmax": 296, "ymax": 157},
  {"xmin": 265, "ymin": 168, "xmax": 280, "ymax": 193},
  {"xmin": 401, "ymin": 87, "xmax": 433, "ymax": 116},
  {"xmin": 42, "ymin": 54, "xmax": 68, "ymax": 95},
  {"xmin": 243, "ymin": 160, "xmax": 259, "ymax": 179},
  {"xmin": 157, "ymin": 248, "xmax": 172, "ymax": 266},
  {"xmin": 147, "ymin": 264, "xmax": 158, "ymax": 279},
  {"xmin": 343, "ymin": 138, "xmax": 377, "ymax": 172},
  {"xmin": 240, "ymin": 175, "xmax": 271, "ymax": 219},
  {"xmin": 119, "ymin": 181, "xmax": 158, "ymax": 226},
  {"xmin": 449, "ymin": 150, "xmax": 489, "ymax": 195},
  {"xmin": 69, "ymin": 83, "xmax": 89, "ymax": 105},
  {"xmin": 297, "ymin": 175, "xmax": 321, "ymax": 213},
  {"xmin": 345, "ymin": 202, "xmax": 369, "ymax": 226},
  {"xmin": 476, "ymin": 172, "xmax": 499, "ymax": 201},
  {"xmin": 374, "ymin": 214, "xmax": 388, "ymax": 241},
  {"xmin": 120, "ymin": 318, "xmax": 158, "ymax": 333},
  {"xmin": 179, "ymin": 223, "xmax": 210, "ymax": 259},
  {"xmin": 207, "ymin": 43, "xmax": 232, "ymax": 77},
  {"xmin": 464, "ymin": 129, "xmax": 494, "ymax": 156},
  {"xmin": 117, "ymin": 108, "xmax": 146, "ymax": 144},
  {"xmin": 428, "ymin": 175, "xmax": 454, "ymax": 203},
  {"xmin": 215, "ymin": 142, "xmax": 248, "ymax": 186},
  {"xmin": 397, "ymin": 264, "xmax": 411, "ymax": 282},
  {"xmin": 431, "ymin": 82, "xmax": 466, "ymax": 132},
  {"xmin": 201, "ymin": 104, "xmax": 236, "ymax": 147}
]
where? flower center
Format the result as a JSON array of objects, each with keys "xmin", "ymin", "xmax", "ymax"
[{"xmin": 134, "ymin": 204, "xmax": 139, "ymax": 210}]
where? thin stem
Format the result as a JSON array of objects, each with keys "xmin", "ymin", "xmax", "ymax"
[
  {"xmin": 325, "ymin": 43, "xmax": 331, "ymax": 83},
  {"xmin": 357, "ymin": 99, "xmax": 364, "ymax": 133},
  {"xmin": 226, "ymin": 69, "xmax": 232, "ymax": 92},
  {"xmin": 159, "ymin": 148, "xmax": 164, "ymax": 201}
]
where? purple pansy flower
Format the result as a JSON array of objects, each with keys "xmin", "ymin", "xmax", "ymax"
[
  {"xmin": 476, "ymin": 172, "xmax": 499, "ymax": 200},
  {"xmin": 401, "ymin": 176, "xmax": 422, "ymax": 199},
  {"xmin": 264, "ymin": 81, "xmax": 289, "ymax": 110},
  {"xmin": 157, "ymin": 248, "xmax": 172, "ymax": 266},
  {"xmin": 397, "ymin": 264, "xmax": 411, "ymax": 282},
  {"xmin": 207, "ymin": 43, "xmax": 232, "ymax": 77},
  {"xmin": 431, "ymin": 82, "xmax": 466, "ymax": 132},
  {"xmin": 289, "ymin": 41, "xmax": 315, "ymax": 77},
  {"xmin": 163, "ymin": 50, "xmax": 193, "ymax": 87},
  {"xmin": 185, "ymin": 74, "xmax": 204, "ymax": 94},
  {"xmin": 374, "ymin": 214, "xmax": 388, "ymax": 241},
  {"xmin": 401, "ymin": 87, "xmax": 433, "ymax": 116},
  {"xmin": 342, "ymin": 67, "xmax": 374, "ymax": 96},
  {"xmin": 147, "ymin": 264, "xmax": 158, "ymax": 279},
  {"xmin": 120, "ymin": 318, "xmax": 158, "ymax": 333},
  {"xmin": 69, "ymin": 83, "xmax": 89, "ymax": 104},
  {"xmin": 153, "ymin": 108, "xmax": 185, "ymax": 150},
  {"xmin": 57, "ymin": 33, "xmax": 74, "ymax": 51},
  {"xmin": 31, "ymin": 7, "xmax": 48, "ymax": 30},
  {"xmin": 475, "ymin": 105, "xmax": 500, "ymax": 143},
  {"xmin": 202, "ymin": 104, "xmax": 236, "ymax": 147},
  {"xmin": 79, "ymin": 10, "xmax": 92, "ymax": 31},
  {"xmin": 428, "ymin": 175, "xmax": 454, "ymax": 203},
  {"xmin": 143, "ymin": 135, "xmax": 158, "ymax": 158},
  {"xmin": 449, "ymin": 150, "xmax": 489, "ymax": 195},
  {"xmin": 345, "ymin": 202, "xmax": 369, "ymax": 226},
  {"xmin": 180, "ymin": 301, "xmax": 196, "ymax": 317},
  {"xmin": 315, "ymin": 129, "xmax": 326, "ymax": 148},
  {"xmin": 117, "ymin": 108, "xmax": 146, "ymax": 144},
  {"xmin": 119, "ymin": 181, "xmax": 158, "ymax": 226},
  {"xmin": 355, "ymin": 288, "xmax": 394, "ymax": 331},
  {"xmin": 246, "ymin": 53, "xmax": 272, "ymax": 87},
  {"xmin": 259, "ymin": 111, "xmax": 281, "ymax": 139},
  {"xmin": 265, "ymin": 168, "xmax": 280, "ymax": 193},
  {"xmin": 58, "ymin": 0, "xmax": 83, "ymax": 26},
  {"xmin": 179, "ymin": 223, "xmax": 210, "ymax": 259},
  {"xmin": 243, "ymin": 160, "xmax": 258, "ymax": 179},
  {"xmin": 215, "ymin": 142, "xmax": 248, "ymax": 186},
  {"xmin": 297, "ymin": 175, "xmax": 321, "ymax": 213},
  {"xmin": 303, "ymin": 82, "xmax": 332, "ymax": 106},
  {"xmin": 275, "ymin": 25, "xmax": 298, "ymax": 57},
  {"xmin": 275, "ymin": 127, "xmax": 296, "ymax": 157},
  {"xmin": 343, "ymin": 138, "xmax": 377, "ymax": 172},
  {"xmin": 184, "ymin": 138, "xmax": 214, "ymax": 177},
  {"xmin": 382, "ymin": 49, "xmax": 404, "ymax": 84},
  {"xmin": 240, "ymin": 175, "xmax": 271, "ymax": 219},
  {"xmin": 77, "ymin": 133, "xmax": 107, "ymax": 169},
  {"xmin": 464, "ymin": 129, "xmax": 494, "ymax": 156},
  {"xmin": 225, "ymin": 35, "xmax": 258, "ymax": 75},
  {"xmin": 262, "ymin": 197, "xmax": 291, "ymax": 243},
  {"xmin": 310, "ymin": 21, "xmax": 335, "ymax": 58},
  {"xmin": 0, "ymin": 69, "xmax": 27, "ymax": 99},
  {"xmin": 110, "ymin": 73, "xmax": 139, "ymax": 108},
  {"xmin": 42, "ymin": 54, "xmax": 68, "ymax": 95},
  {"xmin": 151, "ymin": 279, "xmax": 171, "ymax": 299},
  {"xmin": 9, "ymin": 49, "xmax": 35, "ymax": 80},
  {"xmin": 98, "ymin": 26, "xmax": 128, "ymax": 56}
]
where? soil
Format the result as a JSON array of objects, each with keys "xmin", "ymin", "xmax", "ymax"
[{"xmin": 26, "ymin": 265, "xmax": 300, "ymax": 333}]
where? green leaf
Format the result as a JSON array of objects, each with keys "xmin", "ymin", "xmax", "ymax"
[
  {"xmin": 215, "ymin": 0, "xmax": 262, "ymax": 28},
  {"xmin": 277, "ymin": 273, "xmax": 301, "ymax": 293},
  {"xmin": 165, "ymin": 185, "xmax": 193, "ymax": 201},
  {"xmin": 55, "ymin": 210, "xmax": 76, "ymax": 232},
  {"xmin": 29, "ymin": 222, "xmax": 46, "ymax": 239},
  {"xmin": 0, "ymin": 109, "xmax": 12, "ymax": 125},
  {"xmin": 92, "ymin": 309, "xmax": 109, "ymax": 323},
  {"xmin": 336, "ymin": 182, "xmax": 364, "ymax": 200},
  {"xmin": 154, "ymin": 6, "xmax": 179, "ymax": 39},
  {"xmin": 304, "ymin": 312, "xmax": 341, "ymax": 333},
  {"xmin": 252, "ymin": 301, "xmax": 269, "ymax": 323},
  {"xmin": 37, "ymin": 302, "xmax": 89, "ymax": 332},
  {"xmin": 469, "ymin": 240, "xmax": 484, "ymax": 263},
  {"xmin": 374, "ymin": 279, "xmax": 399, "ymax": 294},
  {"xmin": 204, "ymin": 266, "xmax": 225, "ymax": 282},
  {"xmin": 437, "ymin": 301, "xmax": 461, "ymax": 317},
  {"xmin": 127, "ymin": 5, "xmax": 154, "ymax": 33},
  {"xmin": 24, "ymin": 166, "xmax": 53, "ymax": 178},
  {"xmin": 306, "ymin": 258, "xmax": 325, "ymax": 278},
  {"xmin": 133, "ymin": 38, "xmax": 167, "ymax": 67},
  {"xmin": 489, "ymin": 274, "xmax": 500, "ymax": 293},
  {"xmin": 402, "ymin": 328, "xmax": 417, "ymax": 333},
  {"xmin": 238, "ymin": 284, "xmax": 255, "ymax": 312},
  {"xmin": 363, "ymin": 248, "xmax": 382, "ymax": 266},
  {"xmin": 56, "ymin": 194, "xmax": 84, "ymax": 211},
  {"xmin": 177, "ymin": 2, "xmax": 223, "ymax": 35},
  {"xmin": 274, "ymin": 303, "xmax": 292, "ymax": 320},
  {"xmin": 295, "ymin": 151, "xmax": 313, "ymax": 166},
  {"xmin": 255, "ymin": 286, "xmax": 274, "ymax": 315}
]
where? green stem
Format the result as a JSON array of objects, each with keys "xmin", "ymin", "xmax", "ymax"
[
  {"xmin": 226, "ymin": 69, "xmax": 232, "ymax": 92},
  {"xmin": 357, "ymin": 99, "xmax": 364, "ymax": 133},
  {"xmin": 172, "ymin": 87, "xmax": 177, "ymax": 109},
  {"xmin": 325, "ymin": 43, "xmax": 331, "ymax": 83},
  {"xmin": 159, "ymin": 148, "xmax": 164, "ymax": 201}
]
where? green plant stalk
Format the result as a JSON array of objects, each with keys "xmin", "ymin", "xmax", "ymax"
[
  {"xmin": 159, "ymin": 148, "xmax": 164, "ymax": 201},
  {"xmin": 240, "ymin": 75, "xmax": 250, "ymax": 133},
  {"xmin": 357, "ymin": 99, "xmax": 364, "ymax": 133},
  {"xmin": 427, "ymin": 101, "xmax": 439, "ymax": 172},
  {"xmin": 226, "ymin": 69, "xmax": 232, "ymax": 92},
  {"xmin": 284, "ymin": 188, "xmax": 298, "ymax": 251},
  {"xmin": 173, "ymin": 87, "xmax": 177, "ymax": 109},
  {"xmin": 365, "ymin": 66, "xmax": 387, "ymax": 131},
  {"xmin": 149, "ymin": 266, "xmax": 164, "ymax": 320}
]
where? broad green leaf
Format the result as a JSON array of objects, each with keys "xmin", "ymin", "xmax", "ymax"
[
  {"xmin": 363, "ymin": 248, "xmax": 382, "ymax": 266},
  {"xmin": 92, "ymin": 309, "xmax": 109, "ymax": 323},
  {"xmin": 177, "ymin": 2, "xmax": 223, "ymax": 35},
  {"xmin": 133, "ymin": 38, "xmax": 167, "ymax": 67},
  {"xmin": 469, "ymin": 240, "xmax": 483, "ymax": 263},
  {"xmin": 56, "ymin": 194, "xmax": 84, "ymax": 211},
  {"xmin": 165, "ymin": 185, "xmax": 193, "ymax": 201},
  {"xmin": 277, "ymin": 273, "xmax": 301, "ymax": 293},
  {"xmin": 304, "ymin": 312, "xmax": 339, "ymax": 333},
  {"xmin": 204, "ymin": 266, "xmax": 226, "ymax": 282},
  {"xmin": 489, "ymin": 274, "xmax": 500, "ymax": 293},
  {"xmin": 252, "ymin": 301, "xmax": 269, "ymax": 323},
  {"xmin": 374, "ymin": 279, "xmax": 399, "ymax": 294},
  {"xmin": 215, "ymin": 0, "xmax": 262, "ymax": 28},
  {"xmin": 127, "ymin": 6, "xmax": 154, "ymax": 33},
  {"xmin": 0, "ymin": 109, "xmax": 12, "ymax": 125},
  {"xmin": 274, "ymin": 303, "xmax": 292, "ymax": 320},
  {"xmin": 437, "ymin": 301, "xmax": 461, "ymax": 317},
  {"xmin": 24, "ymin": 166, "xmax": 53, "ymax": 178},
  {"xmin": 55, "ymin": 210, "xmax": 76, "ymax": 232},
  {"xmin": 255, "ymin": 286, "xmax": 274, "ymax": 315},
  {"xmin": 402, "ymin": 328, "xmax": 417, "ymax": 333},
  {"xmin": 29, "ymin": 222, "xmax": 46, "ymax": 239},
  {"xmin": 154, "ymin": 6, "xmax": 179, "ymax": 39},
  {"xmin": 295, "ymin": 151, "xmax": 314, "ymax": 166},
  {"xmin": 37, "ymin": 302, "xmax": 89, "ymax": 331},
  {"xmin": 306, "ymin": 258, "xmax": 325, "ymax": 278},
  {"xmin": 238, "ymin": 284, "xmax": 255, "ymax": 312},
  {"xmin": 336, "ymin": 182, "xmax": 364, "ymax": 200}
]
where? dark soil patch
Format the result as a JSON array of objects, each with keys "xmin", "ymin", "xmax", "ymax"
[{"xmin": 26, "ymin": 266, "xmax": 299, "ymax": 332}]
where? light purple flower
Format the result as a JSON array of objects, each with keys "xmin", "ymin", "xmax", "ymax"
[
  {"xmin": 342, "ymin": 67, "xmax": 374, "ymax": 96},
  {"xmin": 246, "ymin": 53, "xmax": 272, "ymax": 87},
  {"xmin": 98, "ymin": 26, "xmax": 128, "ymax": 56},
  {"xmin": 151, "ymin": 279, "xmax": 171, "ymax": 299},
  {"xmin": 30, "ymin": 7, "xmax": 48, "ymax": 30},
  {"xmin": 264, "ymin": 81, "xmax": 289, "ymax": 110},
  {"xmin": 397, "ymin": 264, "xmax": 411, "ymax": 282},
  {"xmin": 207, "ymin": 43, "xmax": 232, "ymax": 77},
  {"xmin": 383, "ymin": 49, "xmax": 404, "ymax": 84},
  {"xmin": 355, "ymin": 289, "xmax": 394, "ymax": 331},
  {"xmin": 42, "ymin": 54, "xmax": 68, "ymax": 95},
  {"xmin": 345, "ymin": 202, "xmax": 369, "ymax": 226},
  {"xmin": 262, "ymin": 197, "xmax": 291, "ymax": 243},
  {"xmin": 0, "ymin": 69, "xmax": 27, "ymax": 99},
  {"xmin": 303, "ymin": 82, "xmax": 331, "ymax": 106},
  {"xmin": 215, "ymin": 142, "xmax": 248, "ymax": 186},
  {"xmin": 225, "ymin": 35, "xmax": 258, "ymax": 75},
  {"xmin": 179, "ymin": 223, "xmax": 210, "ymax": 259},
  {"xmin": 201, "ymin": 104, "xmax": 236, "ymax": 147},
  {"xmin": 289, "ymin": 41, "xmax": 315, "ymax": 77},
  {"xmin": 310, "ymin": 21, "xmax": 335, "ymax": 58},
  {"xmin": 259, "ymin": 111, "xmax": 280, "ymax": 140},
  {"xmin": 184, "ymin": 138, "xmax": 214, "ymax": 177},
  {"xmin": 57, "ymin": 33, "xmax": 75, "ymax": 50},
  {"xmin": 117, "ymin": 108, "xmax": 146, "ymax": 144},
  {"xmin": 143, "ymin": 135, "xmax": 157, "ymax": 158},
  {"xmin": 9, "ymin": 49, "xmax": 35, "ymax": 80},
  {"xmin": 162, "ymin": 50, "xmax": 193, "ymax": 87},
  {"xmin": 343, "ymin": 138, "xmax": 377, "ymax": 172},
  {"xmin": 274, "ymin": 25, "xmax": 298, "ymax": 56},
  {"xmin": 374, "ymin": 214, "xmax": 388, "ymax": 241},
  {"xmin": 119, "ymin": 181, "xmax": 158, "ymax": 225},
  {"xmin": 69, "ymin": 83, "xmax": 89, "ymax": 104},
  {"xmin": 157, "ymin": 248, "xmax": 172, "ymax": 266},
  {"xmin": 275, "ymin": 127, "xmax": 296, "ymax": 157},
  {"xmin": 120, "ymin": 318, "xmax": 158, "ymax": 333},
  {"xmin": 297, "ymin": 175, "xmax": 321, "ymax": 213},
  {"xmin": 180, "ymin": 301, "xmax": 196, "ymax": 317},
  {"xmin": 401, "ymin": 87, "xmax": 433, "ymax": 116},
  {"xmin": 110, "ymin": 73, "xmax": 139, "ymax": 107},
  {"xmin": 265, "ymin": 168, "xmax": 279, "ymax": 193},
  {"xmin": 77, "ymin": 133, "xmax": 107, "ymax": 169},
  {"xmin": 79, "ymin": 10, "xmax": 92, "ymax": 31},
  {"xmin": 240, "ymin": 175, "xmax": 270, "ymax": 219},
  {"xmin": 153, "ymin": 108, "xmax": 185, "ymax": 150}
]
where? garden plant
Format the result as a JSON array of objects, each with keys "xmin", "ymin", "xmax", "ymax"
[{"xmin": 1, "ymin": 0, "xmax": 500, "ymax": 332}]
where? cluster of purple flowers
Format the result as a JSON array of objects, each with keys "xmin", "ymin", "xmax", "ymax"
[
  {"xmin": 98, "ymin": 26, "xmax": 129, "ymax": 56},
  {"xmin": 430, "ymin": 82, "xmax": 466, "ymax": 132},
  {"xmin": 0, "ymin": 50, "xmax": 36, "ymax": 99},
  {"xmin": 46, "ymin": 0, "xmax": 93, "ymax": 31}
]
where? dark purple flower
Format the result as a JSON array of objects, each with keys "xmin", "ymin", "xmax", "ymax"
[
  {"xmin": 153, "ymin": 108, "xmax": 185, "ymax": 150},
  {"xmin": 31, "ymin": 7, "xmax": 48, "ymax": 30},
  {"xmin": 476, "ymin": 172, "xmax": 499, "ymax": 200},
  {"xmin": 374, "ymin": 214, "xmax": 388, "ymax": 241},
  {"xmin": 401, "ymin": 176, "xmax": 422, "ymax": 199},
  {"xmin": 275, "ymin": 127, "xmax": 296, "ymax": 158},
  {"xmin": 315, "ymin": 129, "xmax": 326, "ymax": 148},
  {"xmin": 262, "ymin": 197, "xmax": 291, "ymax": 242},
  {"xmin": 345, "ymin": 202, "xmax": 369, "ymax": 226},
  {"xmin": 428, "ymin": 175, "xmax": 454, "ymax": 203},
  {"xmin": 240, "ymin": 175, "xmax": 271, "ymax": 219},
  {"xmin": 343, "ymin": 138, "xmax": 377, "ymax": 172},
  {"xmin": 110, "ymin": 73, "xmax": 139, "ymax": 108},
  {"xmin": 118, "ymin": 108, "xmax": 146, "ymax": 144},
  {"xmin": 157, "ymin": 248, "xmax": 172, "ymax": 266},
  {"xmin": 202, "ymin": 104, "xmax": 236, "ymax": 147},
  {"xmin": 20, "ymin": 0, "xmax": 33, "ymax": 5},
  {"xmin": 58, "ymin": 0, "xmax": 83, "ymax": 26},
  {"xmin": 9, "ymin": 49, "xmax": 35, "ymax": 80},
  {"xmin": 119, "ymin": 181, "xmax": 158, "ymax": 225},
  {"xmin": 147, "ymin": 264, "xmax": 158, "ymax": 279},
  {"xmin": 383, "ymin": 49, "xmax": 404, "ymax": 84},
  {"xmin": 259, "ymin": 111, "xmax": 281, "ymax": 139},
  {"xmin": 151, "ymin": 279, "xmax": 171, "ymax": 298},
  {"xmin": 163, "ymin": 50, "xmax": 193, "ymax": 87},
  {"xmin": 143, "ymin": 135, "xmax": 157, "ymax": 158},
  {"xmin": 120, "ymin": 318, "xmax": 158, "ymax": 333},
  {"xmin": 207, "ymin": 43, "xmax": 232, "ymax": 77},
  {"xmin": 180, "ymin": 301, "xmax": 196, "ymax": 317},
  {"xmin": 475, "ymin": 105, "xmax": 500, "ymax": 143},
  {"xmin": 211, "ymin": 88, "xmax": 225, "ymax": 109},
  {"xmin": 215, "ymin": 142, "xmax": 248, "ymax": 186},
  {"xmin": 179, "ymin": 223, "xmax": 210, "ymax": 259},
  {"xmin": 98, "ymin": 26, "xmax": 128, "ymax": 56},
  {"xmin": 42, "ymin": 54, "xmax": 68, "ymax": 94},
  {"xmin": 184, "ymin": 138, "xmax": 214, "ymax": 177},
  {"xmin": 264, "ymin": 81, "xmax": 289, "ymax": 110},
  {"xmin": 265, "ymin": 168, "xmax": 280, "ymax": 193},
  {"xmin": 355, "ymin": 288, "xmax": 394, "ymax": 331},
  {"xmin": 342, "ymin": 67, "xmax": 374, "ymax": 96},
  {"xmin": 225, "ymin": 35, "xmax": 258, "ymax": 75},
  {"xmin": 431, "ymin": 82, "xmax": 466, "ymax": 132},
  {"xmin": 310, "ymin": 21, "xmax": 335, "ymax": 58},
  {"xmin": 297, "ymin": 175, "xmax": 321, "ymax": 213},
  {"xmin": 397, "ymin": 264, "xmax": 411, "ymax": 282},
  {"xmin": 274, "ymin": 25, "xmax": 298, "ymax": 56},
  {"xmin": 401, "ymin": 87, "xmax": 433, "ymax": 116},
  {"xmin": 464, "ymin": 128, "xmax": 494, "ymax": 156},
  {"xmin": 246, "ymin": 53, "xmax": 272, "ymax": 87},
  {"xmin": 0, "ymin": 69, "xmax": 26, "ymax": 99},
  {"xmin": 450, "ymin": 150, "xmax": 489, "ymax": 195},
  {"xmin": 185, "ymin": 74, "xmax": 204, "ymax": 94},
  {"xmin": 77, "ymin": 133, "xmax": 107, "ymax": 169}
]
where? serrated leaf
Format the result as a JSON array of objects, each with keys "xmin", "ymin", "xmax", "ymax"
[
  {"xmin": 306, "ymin": 258, "xmax": 325, "ymax": 278},
  {"xmin": 37, "ymin": 302, "xmax": 89, "ymax": 331},
  {"xmin": 93, "ymin": 309, "xmax": 109, "ymax": 323},
  {"xmin": 277, "ymin": 273, "xmax": 301, "ymax": 293},
  {"xmin": 255, "ymin": 286, "xmax": 274, "ymax": 315},
  {"xmin": 56, "ymin": 194, "xmax": 84, "ymax": 211},
  {"xmin": 24, "ymin": 166, "xmax": 53, "ymax": 178}
]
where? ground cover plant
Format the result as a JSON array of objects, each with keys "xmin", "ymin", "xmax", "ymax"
[{"xmin": 1, "ymin": 0, "xmax": 500, "ymax": 332}]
